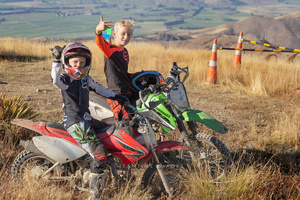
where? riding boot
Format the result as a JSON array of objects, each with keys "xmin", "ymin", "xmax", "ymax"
[{"xmin": 88, "ymin": 172, "xmax": 107, "ymax": 200}]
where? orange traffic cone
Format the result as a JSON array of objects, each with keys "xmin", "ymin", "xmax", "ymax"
[
  {"xmin": 206, "ymin": 39, "xmax": 217, "ymax": 84},
  {"xmin": 232, "ymin": 32, "xmax": 243, "ymax": 68}
]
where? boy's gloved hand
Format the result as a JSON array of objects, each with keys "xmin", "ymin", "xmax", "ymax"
[
  {"xmin": 50, "ymin": 45, "xmax": 66, "ymax": 60},
  {"xmin": 110, "ymin": 95, "xmax": 128, "ymax": 106}
]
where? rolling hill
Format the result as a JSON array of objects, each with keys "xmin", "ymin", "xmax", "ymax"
[
  {"xmin": 1, "ymin": 0, "xmax": 300, "ymax": 40},
  {"xmin": 138, "ymin": 12, "xmax": 300, "ymax": 50}
]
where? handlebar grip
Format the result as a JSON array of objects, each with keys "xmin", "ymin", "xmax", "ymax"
[
  {"xmin": 140, "ymin": 83, "xmax": 167, "ymax": 97},
  {"xmin": 141, "ymin": 88, "xmax": 151, "ymax": 94},
  {"xmin": 157, "ymin": 83, "xmax": 167, "ymax": 91}
]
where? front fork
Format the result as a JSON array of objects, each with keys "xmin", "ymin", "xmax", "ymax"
[
  {"xmin": 175, "ymin": 117, "xmax": 197, "ymax": 161},
  {"xmin": 172, "ymin": 107, "xmax": 197, "ymax": 162},
  {"xmin": 187, "ymin": 121, "xmax": 198, "ymax": 137},
  {"xmin": 151, "ymin": 148, "xmax": 173, "ymax": 196},
  {"xmin": 143, "ymin": 117, "xmax": 174, "ymax": 196}
]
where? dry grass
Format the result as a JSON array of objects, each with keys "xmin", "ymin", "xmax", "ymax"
[
  {"xmin": 0, "ymin": 94, "xmax": 37, "ymax": 122},
  {"xmin": 0, "ymin": 37, "xmax": 300, "ymax": 199},
  {"xmin": 0, "ymin": 94, "xmax": 38, "ymax": 149},
  {"xmin": 0, "ymin": 160, "xmax": 152, "ymax": 200},
  {"xmin": 1, "ymin": 37, "xmax": 299, "ymax": 98},
  {"xmin": 184, "ymin": 161, "xmax": 300, "ymax": 200},
  {"xmin": 0, "ymin": 165, "xmax": 77, "ymax": 200},
  {"xmin": 218, "ymin": 51, "xmax": 299, "ymax": 97}
]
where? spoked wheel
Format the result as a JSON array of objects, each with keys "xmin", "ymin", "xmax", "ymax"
[
  {"xmin": 182, "ymin": 121, "xmax": 233, "ymax": 181},
  {"xmin": 141, "ymin": 157, "xmax": 191, "ymax": 199},
  {"xmin": 192, "ymin": 133, "xmax": 232, "ymax": 181},
  {"xmin": 11, "ymin": 150, "xmax": 62, "ymax": 181}
]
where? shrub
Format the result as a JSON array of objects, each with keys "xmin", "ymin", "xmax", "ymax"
[{"xmin": 0, "ymin": 94, "xmax": 37, "ymax": 146}]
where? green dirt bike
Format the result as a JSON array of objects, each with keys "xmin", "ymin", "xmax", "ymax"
[{"xmin": 89, "ymin": 62, "xmax": 233, "ymax": 179}]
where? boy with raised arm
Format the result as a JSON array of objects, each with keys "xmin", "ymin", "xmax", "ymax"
[
  {"xmin": 50, "ymin": 42, "xmax": 126, "ymax": 199},
  {"xmin": 95, "ymin": 16, "xmax": 137, "ymax": 123}
]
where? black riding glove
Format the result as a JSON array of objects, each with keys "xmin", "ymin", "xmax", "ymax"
[
  {"xmin": 110, "ymin": 95, "xmax": 128, "ymax": 106},
  {"xmin": 50, "ymin": 45, "xmax": 66, "ymax": 60}
]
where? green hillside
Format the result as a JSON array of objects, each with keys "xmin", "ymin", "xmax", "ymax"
[{"xmin": 0, "ymin": 0, "xmax": 299, "ymax": 39}]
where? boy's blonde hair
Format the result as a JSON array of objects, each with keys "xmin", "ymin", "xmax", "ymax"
[{"xmin": 114, "ymin": 19, "xmax": 134, "ymax": 33}]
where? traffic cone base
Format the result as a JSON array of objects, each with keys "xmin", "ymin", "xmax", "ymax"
[{"xmin": 206, "ymin": 66, "xmax": 217, "ymax": 84}]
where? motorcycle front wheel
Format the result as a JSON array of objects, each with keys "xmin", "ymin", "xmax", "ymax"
[
  {"xmin": 141, "ymin": 157, "xmax": 191, "ymax": 199},
  {"xmin": 189, "ymin": 132, "xmax": 233, "ymax": 181},
  {"xmin": 11, "ymin": 150, "xmax": 62, "ymax": 181}
]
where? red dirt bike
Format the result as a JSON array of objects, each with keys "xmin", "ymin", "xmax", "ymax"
[{"xmin": 10, "ymin": 103, "xmax": 193, "ymax": 198}]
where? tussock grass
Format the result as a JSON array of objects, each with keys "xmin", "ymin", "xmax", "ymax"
[
  {"xmin": 0, "ymin": 94, "xmax": 37, "ymax": 148},
  {"xmin": 0, "ymin": 94, "xmax": 37, "ymax": 123},
  {"xmin": 258, "ymin": 109, "xmax": 300, "ymax": 152},
  {"xmin": 1, "ymin": 37, "xmax": 299, "ymax": 98},
  {"xmin": 185, "ymin": 162, "xmax": 300, "ymax": 200},
  {"xmin": 104, "ymin": 169, "xmax": 153, "ymax": 200},
  {"xmin": 0, "ymin": 166, "xmax": 76, "ymax": 200},
  {"xmin": 219, "ymin": 51, "xmax": 299, "ymax": 97},
  {"xmin": 0, "ymin": 37, "xmax": 59, "ymax": 59},
  {"xmin": 0, "ymin": 159, "xmax": 152, "ymax": 200}
]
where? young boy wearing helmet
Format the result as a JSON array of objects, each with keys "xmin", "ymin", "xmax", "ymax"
[
  {"xmin": 50, "ymin": 42, "xmax": 126, "ymax": 200},
  {"xmin": 95, "ymin": 16, "xmax": 137, "ymax": 123}
]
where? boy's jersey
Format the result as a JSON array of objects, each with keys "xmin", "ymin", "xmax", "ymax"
[
  {"xmin": 96, "ymin": 33, "xmax": 131, "ymax": 95},
  {"xmin": 51, "ymin": 61, "xmax": 115, "ymax": 128}
]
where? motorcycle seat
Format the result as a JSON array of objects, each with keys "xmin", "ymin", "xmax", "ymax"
[
  {"xmin": 46, "ymin": 121, "xmax": 114, "ymax": 134},
  {"xmin": 46, "ymin": 122, "xmax": 66, "ymax": 131}
]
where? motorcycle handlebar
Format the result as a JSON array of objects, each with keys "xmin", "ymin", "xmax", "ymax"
[
  {"xmin": 139, "ymin": 83, "xmax": 168, "ymax": 110},
  {"xmin": 170, "ymin": 62, "xmax": 189, "ymax": 83},
  {"xmin": 140, "ymin": 83, "xmax": 166, "ymax": 96}
]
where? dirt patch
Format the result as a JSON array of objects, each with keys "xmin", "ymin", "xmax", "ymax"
[{"xmin": 185, "ymin": 84, "xmax": 300, "ymax": 151}]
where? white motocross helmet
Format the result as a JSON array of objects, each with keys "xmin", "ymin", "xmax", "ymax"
[{"xmin": 62, "ymin": 42, "xmax": 92, "ymax": 80}]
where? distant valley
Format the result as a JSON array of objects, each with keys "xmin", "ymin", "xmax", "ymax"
[{"xmin": 0, "ymin": 0, "xmax": 300, "ymax": 49}]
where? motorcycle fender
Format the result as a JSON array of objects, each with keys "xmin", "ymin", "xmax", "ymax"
[
  {"xmin": 155, "ymin": 141, "xmax": 192, "ymax": 153},
  {"xmin": 33, "ymin": 136, "xmax": 87, "ymax": 164},
  {"xmin": 180, "ymin": 109, "xmax": 228, "ymax": 134},
  {"xmin": 20, "ymin": 140, "xmax": 44, "ymax": 155},
  {"xmin": 11, "ymin": 119, "xmax": 48, "ymax": 135},
  {"xmin": 138, "ymin": 141, "xmax": 191, "ymax": 165}
]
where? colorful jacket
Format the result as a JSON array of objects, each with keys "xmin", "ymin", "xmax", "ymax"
[{"xmin": 95, "ymin": 33, "xmax": 132, "ymax": 95}]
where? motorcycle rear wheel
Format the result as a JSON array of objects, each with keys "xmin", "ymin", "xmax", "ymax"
[
  {"xmin": 141, "ymin": 157, "xmax": 191, "ymax": 199},
  {"xmin": 11, "ymin": 150, "xmax": 62, "ymax": 181}
]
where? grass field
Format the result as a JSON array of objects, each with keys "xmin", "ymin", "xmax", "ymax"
[{"xmin": 0, "ymin": 0, "xmax": 299, "ymax": 39}]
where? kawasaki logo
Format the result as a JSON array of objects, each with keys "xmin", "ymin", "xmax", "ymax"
[{"xmin": 156, "ymin": 108, "xmax": 171, "ymax": 118}]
